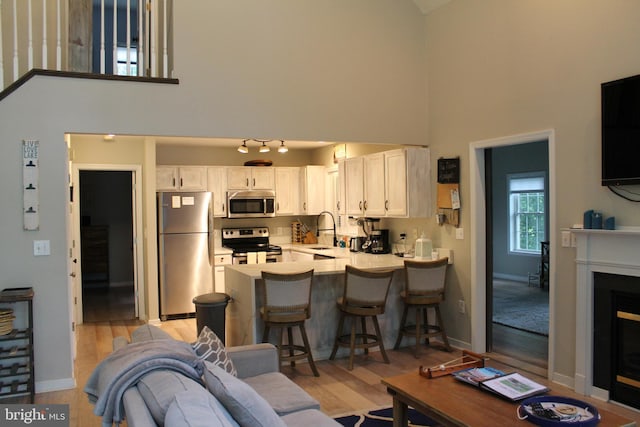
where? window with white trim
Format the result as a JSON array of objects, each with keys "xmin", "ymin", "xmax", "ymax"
[
  {"xmin": 116, "ymin": 46, "xmax": 138, "ymax": 76},
  {"xmin": 508, "ymin": 172, "xmax": 546, "ymax": 254}
]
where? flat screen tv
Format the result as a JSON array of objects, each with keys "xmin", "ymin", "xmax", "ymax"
[{"xmin": 602, "ymin": 74, "xmax": 640, "ymax": 186}]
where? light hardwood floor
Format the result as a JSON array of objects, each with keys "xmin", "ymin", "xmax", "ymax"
[{"xmin": 35, "ymin": 319, "xmax": 640, "ymax": 426}]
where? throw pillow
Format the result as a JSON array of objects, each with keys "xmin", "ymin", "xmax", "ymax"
[
  {"xmin": 203, "ymin": 362, "xmax": 286, "ymax": 427},
  {"xmin": 164, "ymin": 390, "xmax": 239, "ymax": 427},
  {"xmin": 192, "ymin": 326, "xmax": 237, "ymax": 376}
]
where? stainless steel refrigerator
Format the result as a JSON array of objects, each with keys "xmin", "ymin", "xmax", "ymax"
[{"xmin": 157, "ymin": 191, "xmax": 213, "ymax": 319}]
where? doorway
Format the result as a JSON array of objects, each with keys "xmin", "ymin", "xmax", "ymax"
[
  {"xmin": 469, "ymin": 129, "xmax": 556, "ymax": 377},
  {"xmin": 72, "ymin": 164, "xmax": 144, "ymax": 324},
  {"xmin": 486, "ymin": 142, "xmax": 549, "ymax": 370}
]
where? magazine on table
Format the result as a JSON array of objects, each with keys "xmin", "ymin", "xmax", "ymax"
[
  {"xmin": 453, "ymin": 368, "xmax": 549, "ymax": 401},
  {"xmin": 452, "ymin": 367, "xmax": 505, "ymax": 386}
]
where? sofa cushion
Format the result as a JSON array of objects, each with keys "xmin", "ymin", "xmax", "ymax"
[
  {"xmin": 203, "ymin": 362, "xmax": 286, "ymax": 427},
  {"xmin": 164, "ymin": 390, "xmax": 239, "ymax": 427},
  {"xmin": 192, "ymin": 326, "xmax": 237, "ymax": 376},
  {"xmin": 136, "ymin": 370, "xmax": 207, "ymax": 425},
  {"xmin": 131, "ymin": 324, "xmax": 174, "ymax": 342},
  {"xmin": 280, "ymin": 409, "xmax": 341, "ymax": 427},
  {"xmin": 243, "ymin": 372, "xmax": 320, "ymax": 415}
]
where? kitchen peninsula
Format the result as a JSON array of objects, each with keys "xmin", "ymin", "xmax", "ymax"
[{"xmin": 224, "ymin": 246, "xmax": 449, "ymax": 360}]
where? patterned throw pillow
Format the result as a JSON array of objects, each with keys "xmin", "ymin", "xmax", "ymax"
[{"xmin": 192, "ymin": 326, "xmax": 237, "ymax": 376}]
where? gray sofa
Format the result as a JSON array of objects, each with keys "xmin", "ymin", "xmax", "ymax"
[{"xmin": 91, "ymin": 324, "xmax": 339, "ymax": 427}]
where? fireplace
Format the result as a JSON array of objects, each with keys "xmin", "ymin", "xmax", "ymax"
[
  {"xmin": 593, "ymin": 272, "xmax": 640, "ymax": 409},
  {"xmin": 573, "ymin": 228, "xmax": 640, "ymax": 405}
]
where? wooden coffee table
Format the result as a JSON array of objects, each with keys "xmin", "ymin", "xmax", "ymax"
[{"xmin": 382, "ymin": 371, "xmax": 637, "ymax": 427}]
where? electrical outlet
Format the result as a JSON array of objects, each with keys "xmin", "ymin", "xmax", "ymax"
[
  {"xmin": 455, "ymin": 228, "xmax": 464, "ymax": 240},
  {"xmin": 457, "ymin": 300, "xmax": 465, "ymax": 314},
  {"xmin": 412, "ymin": 229, "xmax": 418, "ymax": 240},
  {"xmin": 561, "ymin": 231, "xmax": 571, "ymax": 247}
]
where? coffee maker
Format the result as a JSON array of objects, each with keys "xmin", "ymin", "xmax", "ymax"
[
  {"xmin": 368, "ymin": 229, "xmax": 390, "ymax": 254},
  {"xmin": 357, "ymin": 218, "xmax": 390, "ymax": 254}
]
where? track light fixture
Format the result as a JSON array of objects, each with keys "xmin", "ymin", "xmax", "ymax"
[
  {"xmin": 277, "ymin": 140, "xmax": 288, "ymax": 153},
  {"xmin": 237, "ymin": 139, "xmax": 288, "ymax": 154},
  {"xmin": 259, "ymin": 141, "xmax": 270, "ymax": 153},
  {"xmin": 237, "ymin": 140, "xmax": 249, "ymax": 153}
]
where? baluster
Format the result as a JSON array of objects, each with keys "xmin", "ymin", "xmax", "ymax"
[
  {"xmin": 0, "ymin": 0, "xmax": 4, "ymax": 89},
  {"xmin": 150, "ymin": 0, "xmax": 157, "ymax": 77},
  {"xmin": 12, "ymin": 0, "xmax": 18, "ymax": 80},
  {"xmin": 137, "ymin": 0, "xmax": 143, "ymax": 75},
  {"xmin": 162, "ymin": 0, "xmax": 167, "ymax": 77},
  {"xmin": 27, "ymin": 0, "xmax": 33, "ymax": 69},
  {"xmin": 41, "ymin": 0, "xmax": 46, "ymax": 68},
  {"xmin": 113, "ymin": 0, "xmax": 118, "ymax": 75},
  {"xmin": 126, "ymin": 0, "xmax": 131, "ymax": 75},
  {"xmin": 100, "ymin": 0, "xmax": 105, "ymax": 73},
  {"xmin": 56, "ymin": 0, "xmax": 61, "ymax": 70}
]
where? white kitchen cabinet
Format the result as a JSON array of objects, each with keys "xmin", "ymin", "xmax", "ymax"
[
  {"xmin": 363, "ymin": 152, "xmax": 386, "ymax": 216},
  {"xmin": 337, "ymin": 160, "xmax": 346, "ymax": 215},
  {"xmin": 207, "ymin": 166, "xmax": 228, "ymax": 217},
  {"xmin": 345, "ymin": 157, "xmax": 365, "ymax": 216},
  {"xmin": 213, "ymin": 253, "xmax": 232, "ymax": 293},
  {"xmin": 300, "ymin": 165, "xmax": 326, "ymax": 215},
  {"xmin": 382, "ymin": 147, "xmax": 431, "ymax": 217},
  {"xmin": 156, "ymin": 166, "xmax": 207, "ymax": 191},
  {"xmin": 275, "ymin": 167, "xmax": 299, "ymax": 216},
  {"xmin": 227, "ymin": 167, "xmax": 275, "ymax": 190}
]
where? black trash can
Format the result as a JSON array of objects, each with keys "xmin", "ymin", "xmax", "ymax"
[{"xmin": 193, "ymin": 292, "xmax": 230, "ymax": 344}]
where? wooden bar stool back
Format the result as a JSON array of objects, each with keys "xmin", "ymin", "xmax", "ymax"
[
  {"xmin": 329, "ymin": 265, "xmax": 394, "ymax": 370},
  {"xmin": 260, "ymin": 269, "xmax": 319, "ymax": 376},
  {"xmin": 394, "ymin": 258, "xmax": 451, "ymax": 357}
]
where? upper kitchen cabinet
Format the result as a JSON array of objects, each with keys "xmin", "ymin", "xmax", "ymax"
[
  {"xmin": 337, "ymin": 160, "xmax": 346, "ymax": 215},
  {"xmin": 227, "ymin": 167, "xmax": 275, "ymax": 190},
  {"xmin": 383, "ymin": 147, "xmax": 431, "ymax": 217},
  {"xmin": 300, "ymin": 166, "xmax": 325, "ymax": 215},
  {"xmin": 342, "ymin": 147, "xmax": 431, "ymax": 218},
  {"xmin": 275, "ymin": 167, "xmax": 300, "ymax": 216},
  {"xmin": 156, "ymin": 166, "xmax": 207, "ymax": 191},
  {"xmin": 207, "ymin": 166, "xmax": 228, "ymax": 217},
  {"xmin": 363, "ymin": 152, "xmax": 386, "ymax": 216},
  {"xmin": 345, "ymin": 157, "xmax": 365, "ymax": 216}
]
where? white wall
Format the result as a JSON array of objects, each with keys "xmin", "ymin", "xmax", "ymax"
[
  {"xmin": 425, "ymin": 0, "xmax": 640, "ymax": 380},
  {"xmin": 0, "ymin": 0, "xmax": 427, "ymax": 390}
]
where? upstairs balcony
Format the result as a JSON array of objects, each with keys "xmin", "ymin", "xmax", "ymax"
[{"xmin": 0, "ymin": 0, "xmax": 172, "ymax": 91}]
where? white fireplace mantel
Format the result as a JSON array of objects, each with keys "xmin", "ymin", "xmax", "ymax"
[{"xmin": 573, "ymin": 227, "xmax": 640, "ymax": 398}]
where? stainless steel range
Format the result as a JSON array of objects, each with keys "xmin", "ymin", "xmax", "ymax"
[{"xmin": 222, "ymin": 227, "xmax": 282, "ymax": 264}]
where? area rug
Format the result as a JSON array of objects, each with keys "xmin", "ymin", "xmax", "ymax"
[
  {"xmin": 492, "ymin": 279, "xmax": 549, "ymax": 336},
  {"xmin": 334, "ymin": 407, "xmax": 440, "ymax": 427}
]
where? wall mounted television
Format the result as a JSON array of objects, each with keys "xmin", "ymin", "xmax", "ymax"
[{"xmin": 601, "ymin": 73, "xmax": 640, "ymax": 186}]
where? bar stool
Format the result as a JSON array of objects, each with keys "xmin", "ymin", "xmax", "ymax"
[
  {"xmin": 260, "ymin": 269, "xmax": 319, "ymax": 377},
  {"xmin": 329, "ymin": 265, "xmax": 394, "ymax": 370},
  {"xmin": 394, "ymin": 258, "xmax": 451, "ymax": 357}
]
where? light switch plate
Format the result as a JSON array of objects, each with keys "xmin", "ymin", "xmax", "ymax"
[
  {"xmin": 455, "ymin": 228, "xmax": 464, "ymax": 240},
  {"xmin": 34, "ymin": 240, "xmax": 50, "ymax": 256}
]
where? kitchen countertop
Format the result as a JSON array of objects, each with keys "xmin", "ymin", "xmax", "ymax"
[{"xmin": 225, "ymin": 244, "xmax": 408, "ymax": 279}]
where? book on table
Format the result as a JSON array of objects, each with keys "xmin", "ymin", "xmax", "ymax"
[{"xmin": 453, "ymin": 368, "xmax": 549, "ymax": 401}]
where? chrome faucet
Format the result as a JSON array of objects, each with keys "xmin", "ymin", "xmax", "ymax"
[{"xmin": 316, "ymin": 210, "xmax": 338, "ymax": 247}]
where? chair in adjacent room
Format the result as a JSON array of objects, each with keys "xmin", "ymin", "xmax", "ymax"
[
  {"xmin": 329, "ymin": 265, "xmax": 395, "ymax": 370},
  {"xmin": 260, "ymin": 269, "xmax": 319, "ymax": 376},
  {"xmin": 394, "ymin": 258, "xmax": 451, "ymax": 357}
]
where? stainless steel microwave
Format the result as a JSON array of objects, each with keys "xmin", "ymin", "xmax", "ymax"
[{"xmin": 227, "ymin": 190, "xmax": 276, "ymax": 218}]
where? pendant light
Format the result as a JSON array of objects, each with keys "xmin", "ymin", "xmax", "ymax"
[
  {"xmin": 277, "ymin": 140, "xmax": 288, "ymax": 153},
  {"xmin": 237, "ymin": 140, "xmax": 249, "ymax": 153},
  {"xmin": 259, "ymin": 141, "xmax": 270, "ymax": 153}
]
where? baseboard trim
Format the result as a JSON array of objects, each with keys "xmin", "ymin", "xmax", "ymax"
[{"xmin": 36, "ymin": 377, "xmax": 76, "ymax": 394}]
